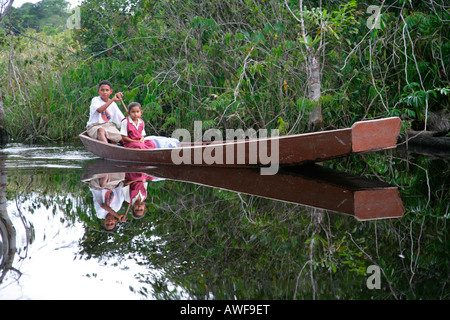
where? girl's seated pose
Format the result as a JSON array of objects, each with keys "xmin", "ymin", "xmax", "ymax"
[{"xmin": 120, "ymin": 102, "xmax": 156, "ymax": 149}]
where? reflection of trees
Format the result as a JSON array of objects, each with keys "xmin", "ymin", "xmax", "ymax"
[
  {"xmin": 0, "ymin": 168, "xmax": 95, "ymax": 286},
  {"xmin": 78, "ymin": 153, "xmax": 449, "ymax": 299},
  {"xmin": 326, "ymin": 152, "xmax": 449, "ymax": 299},
  {"xmin": 0, "ymin": 155, "xmax": 17, "ymax": 284}
]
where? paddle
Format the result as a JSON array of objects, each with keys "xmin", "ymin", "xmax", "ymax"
[
  {"xmin": 113, "ymin": 92, "xmax": 128, "ymax": 113},
  {"xmin": 118, "ymin": 95, "xmax": 128, "ymax": 113}
]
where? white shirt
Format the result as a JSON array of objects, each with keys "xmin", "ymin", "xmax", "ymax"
[
  {"xmin": 90, "ymin": 185, "xmax": 125, "ymax": 219},
  {"xmin": 86, "ymin": 96, "xmax": 125, "ymax": 128}
]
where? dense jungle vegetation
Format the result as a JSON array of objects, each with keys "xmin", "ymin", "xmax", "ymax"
[{"xmin": 0, "ymin": 0, "xmax": 449, "ymax": 142}]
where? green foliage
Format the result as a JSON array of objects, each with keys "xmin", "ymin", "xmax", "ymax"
[
  {"xmin": 6, "ymin": 0, "xmax": 70, "ymax": 33},
  {"xmin": 0, "ymin": 0, "xmax": 449, "ymax": 142},
  {"xmin": 399, "ymin": 85, "xmax": 450, "ymax": 120}
]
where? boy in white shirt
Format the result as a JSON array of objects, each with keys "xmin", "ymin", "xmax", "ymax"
[{"xmin": 86, "ymin": 80, "xmax": 125, "ymax": 144}]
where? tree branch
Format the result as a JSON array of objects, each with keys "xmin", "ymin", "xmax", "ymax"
[{"xmin": 0, "ymin": 0, "xmax": 14, "ymax": 25}]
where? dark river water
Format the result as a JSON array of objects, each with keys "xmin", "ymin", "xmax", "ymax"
[{"xmin": 0, "ymin": 140, "xmax": 448, "ymax": 300}]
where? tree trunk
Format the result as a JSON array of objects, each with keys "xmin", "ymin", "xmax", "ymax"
[
  {"xmin": 307, "ymin": 53, "xmax": 323, "ymax": 131},
  {"xmin": 291, "ymin": 0, "xmax": 323, "ymax": 132},
  {"xmin": 0, "ymin": 88, "xmax": 5, "ymax": 122},
  {"xmin": 0, "ymin": 0, "xmax": 14, "ymax": 24},
  {"xmin": 0, "ymin": 88, "xmax": 7, "ymax": 143}
]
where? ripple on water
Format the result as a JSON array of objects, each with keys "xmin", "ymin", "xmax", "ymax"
[{"xmin": 0, "ymin": 143, "xmax": 98, "ymax": 170}]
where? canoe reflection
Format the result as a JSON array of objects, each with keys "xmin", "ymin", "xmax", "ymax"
[{"xmin": 81, "ymin": 160, "xmax": 404, "ymax": 221}]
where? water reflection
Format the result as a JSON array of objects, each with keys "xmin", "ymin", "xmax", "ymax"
[
  {"xmin": 0, "ymin": 156, "xmax": 15, "ymax": 285},
  {"xmin": 0, "ymin": 143, "xmax": 448, "ymax": 300},
  {"xmin": 81, "ymin": 160, "xmax": 404, "ymax": 221}
]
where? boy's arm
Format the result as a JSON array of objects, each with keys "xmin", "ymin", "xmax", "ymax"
[
  {"xmin": 96, "ymin": 99, "xmax": 114, "ymax": 113},
  {"xmin": 96, "ymin": 92, "xmax": 123, "ymax": 113},
  {"xmin": 101, "ymin": 203, "xmax": 127, "ymax": 222}
]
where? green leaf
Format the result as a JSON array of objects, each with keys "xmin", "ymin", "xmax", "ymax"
[{"xmin": 107, "ymin": 37, "xmax": 114, "ymax": 48}]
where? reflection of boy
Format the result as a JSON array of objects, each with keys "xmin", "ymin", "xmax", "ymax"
[
  {"xmin": 86, "ymin": 80, "xmax": 125, "ymax": 144},
  {"xmin": 88, "ymin": 174, "xmax": 126, "ymax": 231}
]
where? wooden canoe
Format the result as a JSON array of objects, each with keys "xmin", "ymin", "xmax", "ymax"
[
  {"xmin": 81, "ymin": 159, "xmax": 404, "ymax": 221},
  {"xmin": 79, "ymin": 117, "xmax": 401, "ymax": 168}
]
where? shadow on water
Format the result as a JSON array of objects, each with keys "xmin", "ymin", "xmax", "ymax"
[{"xmin": 0, "ymin": 141, "xmax": 448, "ymax": 300}]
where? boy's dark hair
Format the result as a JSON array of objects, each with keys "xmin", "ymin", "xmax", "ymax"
[
  {"xmin": 98, "ymin": 80, "xmax": 113, "ymax": 89},
  {"xmin": 127, "ymin": 102, "xmax": 142, "ymax": 112}
]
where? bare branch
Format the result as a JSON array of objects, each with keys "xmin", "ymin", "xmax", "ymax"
[{"xmin": 0, "ymin": 0, "xmax": 14, "ymax": 25}]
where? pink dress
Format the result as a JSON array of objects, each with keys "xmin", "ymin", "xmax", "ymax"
[
  {"xmin": 123, "ymin": 172, "xmax": 155, "ymax": 204},
  {"xmin": 122, "ymin": 117, "xmax": 156, "ymax": 149}
]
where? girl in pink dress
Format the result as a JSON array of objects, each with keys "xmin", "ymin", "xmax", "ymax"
[{"xmin": 119, "ymin": 102, "xmax": 156, "ymax": 149}]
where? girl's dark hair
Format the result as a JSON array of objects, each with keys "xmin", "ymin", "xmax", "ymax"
[
  {"xmin": 103, "ymin": 225, "xmax": 118, "ymax": 233},
  {"xmin": 127, "ymin": 102, "xmax": 142, "ymax": 112},
  {"xmin": 98, "ymin": 80, "xmax": 113, "ymax": 89}
]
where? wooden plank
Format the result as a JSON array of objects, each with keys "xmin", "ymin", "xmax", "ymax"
[
  {"xmin": 351, "ymin": 117, "xmax": 401, "ymax": 153},
  {"xmin": 354, "ymin": 188, "xmax": 405, "ymax": 221}
]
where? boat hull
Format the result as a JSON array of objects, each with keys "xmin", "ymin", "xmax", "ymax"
[{"xmin": 79, "ymin": 117, "xmax": 401, "ymax": 167}]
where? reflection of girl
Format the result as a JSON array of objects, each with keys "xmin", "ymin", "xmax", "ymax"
[{"xmin": 123, "ymin": 172, "xmax": 156, "ymax": 219}]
